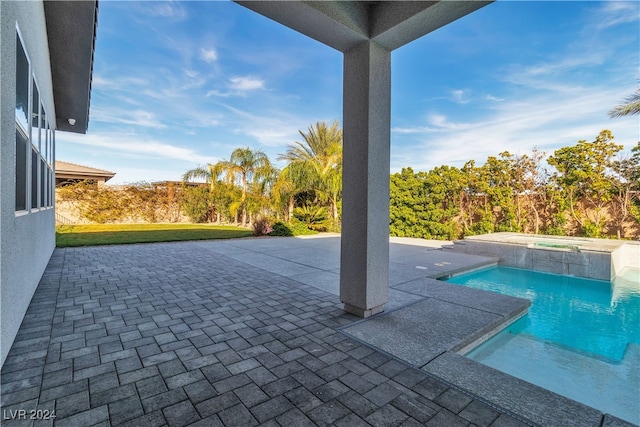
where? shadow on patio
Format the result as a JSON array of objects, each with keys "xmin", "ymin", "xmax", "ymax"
[{"xmin": 1, "ymin": 237, "xmax": 527, "ymax": 426}]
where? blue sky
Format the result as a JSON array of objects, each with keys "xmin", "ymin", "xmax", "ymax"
[{"xmin": 56, "ymin": 1, "xmax": 640, "ymax": 185}]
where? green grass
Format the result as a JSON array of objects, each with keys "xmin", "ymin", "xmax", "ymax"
[{"xmin": 56, "ymin": 223, "xmax": 254, "ymax": 247}]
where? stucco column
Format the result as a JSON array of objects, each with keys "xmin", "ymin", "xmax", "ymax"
[{"xmin": 340, "ymin": 40, "xmax": 391, "ymax": 318}]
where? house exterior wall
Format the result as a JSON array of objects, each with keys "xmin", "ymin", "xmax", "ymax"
[{"xmin": 1, "ymin": 1, "xmax": 57, "ymax": 367}]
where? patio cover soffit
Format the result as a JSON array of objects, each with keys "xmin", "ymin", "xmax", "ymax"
[
  {"xmin": 235, "ymin": 1, "xmax": 492, "ymax": 52},
  {"xmin": 44, "ymin": 0, "xmax": 98, "ymax": 134}
]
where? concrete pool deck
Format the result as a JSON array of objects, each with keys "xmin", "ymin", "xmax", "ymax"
[{"xmin": 1, "ymin": 235, "xmax": 636, "ymax": 426}]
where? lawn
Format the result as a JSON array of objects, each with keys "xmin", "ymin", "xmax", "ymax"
[{"xmin": 56, "ymin": 223, "xmax": 254, "ymax": 247}]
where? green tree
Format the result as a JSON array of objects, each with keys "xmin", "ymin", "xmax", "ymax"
[
  {"xmin": 271, "ymin": 165, "xmax": 299, "ymax": 221},
  {"xmin": 245, "ymin": 164, "xmax": 279, "ymax": 225},
  {"xmin": 389, "ymin": 166, "xmax": 464, "ymax": 240},
  {"xmin": 610, "ymin": 142, "xmax": 640, "ymax": 238},
  {"xmin": 460, "ymin": 160, "xmax": 494, "ymax": 235},
  {"xmin": 220, "ymin": 147, "xmax": 272, "ymax": 226},
  {"xmin": 180, "ymin": 185, "xmax": 213, "ymax": 223},
  {"xmin": 389, "ymin": 167, "xmax": 425, "ymax": 237},
  {"xmin": 480, "ymin": 152, "xmax": 519, "ymax": 232},
  {"xmin": 183, "ymin": 162, "xmax": 226, "ymax": 222},
  {"xmin": 547, "ymin": 130, "xmax": 623, "ymax": 236},
  {"xmin": 278, "ymin": 121, "xmax": 343, "ymax": 222},
  {"xmin": 185, "ymin": 149, "xmax": 272, "ymax": 226},
  {"xmin": 512, "ymin": 149, "xmax": 549, "ymax": 234}
]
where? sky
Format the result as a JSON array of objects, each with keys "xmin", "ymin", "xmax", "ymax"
[{"xmin": 56, "ymin": 1, "xmax": 640, "ymax": 185}]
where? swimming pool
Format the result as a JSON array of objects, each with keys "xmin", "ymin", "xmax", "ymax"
[{"xmin": 446, "ymin": 266, "xmax": 640, "ymax": 424}]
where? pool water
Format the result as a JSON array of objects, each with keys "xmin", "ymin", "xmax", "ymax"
[{"xmin": 446, "ymin": 266, "xmax": 640, "ymax": 424}]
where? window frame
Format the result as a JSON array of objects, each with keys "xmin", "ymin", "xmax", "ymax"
[
  {"xmin": 15, "ymin": 25, "xmax": 55, "ymax": 214},
  {"xmin": 15, "ymin": 28, "xmax": 30, "ymax": 213}
]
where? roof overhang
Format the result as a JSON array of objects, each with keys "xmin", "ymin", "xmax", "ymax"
[
  {"xmin": 55, "ymin": 171, "xmax": 115, "ymax": 182},
  {"xmin": 55, "ymin": 161, "xmax": 115, "ymax": 182},
  {"xmin": 44, "ymin": 1, "xmax": 98, "ymax": 134},
  {"xmin": 234, "ymin": 1, "xmax": 492, "ymax": 52}
]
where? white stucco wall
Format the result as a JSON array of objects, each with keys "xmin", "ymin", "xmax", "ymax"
[{"xmin": 1, "ymin": 1, "xmax": 56, "ymax": 367}]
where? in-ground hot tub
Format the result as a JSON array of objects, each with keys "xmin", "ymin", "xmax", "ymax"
[{"xmin": 447, "ymin": 232, "xmax": 639, "ymax": 281}]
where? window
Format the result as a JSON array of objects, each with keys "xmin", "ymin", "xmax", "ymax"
[
  {"xmin": 48, "ymin": 126, "xmax": 55, "ymax": 208},
  {"xmin": 31, "ymin": 84, "xmax": 40, "ymax": 144},
  {"xmin": 15, "ymin": 36, "xmax": 29, "ymax": 134},
  {"xmin": 40, "ymin": 159, "xmax": 46, "ymax": 207},
  {"xmin": 48, "ymin": 165, "xmax": 54, "ymax": 207},
  {"xmin": 47, "ymin": 124, "xmax": 53, "ymax": 164},
  {"xmin": 31, "ymin": 148, "xmax": 38, "ymax": 209},
  {"xmin": 15, "ymin": 128, "xmax": 28, "ymax": 211},
  {"xmin": 15, "ymin": 29, "xmax": 55, "ymax": 212},
  {"xmin": 39, "ymin": 102, "xmax": 46, "ymax": 156},
  {"xmin": 31, "ymin": 85, "xmax": 41, "ymax": 210},
  {"xmin": 15, "ymin": 35, "xmax": 29, "ymax": 211}
]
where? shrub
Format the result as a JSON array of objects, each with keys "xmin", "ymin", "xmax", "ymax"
[
  {"xmin": 270, "ymin": 221, "xmax": 293, "ymax": 237},
  {"xmin": 180, "ymin": 186, "xmax": 212, "ymax": 223},
  {"xmin": 293, "ymin": 204, "xmax": 329, "ymax": 231},
  {"xmin": 326, "ymin": 219, "xmax": 341, "ymax": 233},
  {"xmin": 269, "ymin": 220, "xmax": 317, "ymax": 237},
  {"xmin": 289, "ymin": 220, "xmax": 317, "ymax": 235},
  {"xmin": 252, "ymin": 217, "xmax": 273, "ymax": 236},
  {"xmin": 58, "ymin": 181, "xmax": 128, "ymax": 223}
]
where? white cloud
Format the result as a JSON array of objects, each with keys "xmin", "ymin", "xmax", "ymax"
[
  {"xmin": 594, "ymin": 2, "xmax": 640, "ymax": 30},
  {"xmin": 522, "ymin": 55, "xmax": 604, "ymax": 78},
  {"xmin": 391, "ymin": 126, "xmax": 435, "ymax": 134},
  {"xmin": 184, "ymin": 69, "xmax": 198, "ymax": 78},
  {"xmin": 485, "ymin": 95, "xmax": 504, "ymax": 102},
  {"xmin": 229, "ymin": 76, "xmax": 265, "ymax": 91},
  {"xmin": 184, "ymin": 113, "xmax": 220, "ymax": 128},
  {"xmin": 92, "ymin": 75, "xmax": 113, "ymax": 88},
  {"xmin": 199, "ymin": 48, "xmax": 218, "ymax": 64},
  {"xmin": 219, "ymin": 104, "xmax": 316, "ymax": 148},
  {"xmin": 92, "ymin": 108, "xmax": 167, "ymax": 129},
  {"xmin": 206, "ymin": 76, "xmax": 266, "ymax": 98},
  {"xmin": 91, "ymin": 75, "xmax": 149, "ymax": 91},
  {"xmin": 147, "ymin": 2, "xmax": 187, "ymax": 21},
  {"xmin": 428, "ymin": 114, "xmax": 471, "ymax": 131},
  {"xmin": 390, "ymin": 84, "xmax": 639, "ymax": 173},
  {"xmin": 240, "ymin": 120, "xmax": 300, "ymax": 148},
  {"xmin": 451, "ymin": 89, "xmax": 469, "ymax": 104},
  {"xmin": 205, "ymin": 89, "xmax": 229, "ymax": 98},
  {"xmin": 57, "ymin": 132, "xmax": 219, "ymax": 165}
]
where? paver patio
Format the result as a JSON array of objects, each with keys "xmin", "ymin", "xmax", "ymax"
[
  {"xmin": 1, "ymin": 237, "xmax": 521, "ymax": 426},
  {"xmin": 0, "ymin": 236, "xmax": 535, "ymax": 426}
]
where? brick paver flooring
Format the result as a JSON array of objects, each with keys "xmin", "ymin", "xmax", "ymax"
[{"xmin": 1, "ymin": 242, "xmax": 530, "ymax": 426}]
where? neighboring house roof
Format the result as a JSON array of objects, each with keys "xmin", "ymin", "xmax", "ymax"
[
  {"xmin": 151, "ymin": 181, "xmax": 209, "ymax": 188},
  {"xmin": 44, "ymin": 1, "xmax": 98, "ymax": 134},
  {"xmin": 55, "ymin": 161, "xmax": 115, "ymax": 182}
]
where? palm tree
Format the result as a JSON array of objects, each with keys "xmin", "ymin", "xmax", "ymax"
[
  {"xmin": 609, "ymin": 89, "xmax": 640, "ymax": 118},
  {"xmin": 220, "ymin": 147, "xmax": 272, "ymax": 226},
  {"xmin": 272, "ymin": 165, "xmax": 301, "ymax": 221},
  {"xmin": 278, "ymin": 121, "xmax": 343, "ymax": 221},
  {"xmin": 246, "ymin": 164, "xmax": 279, "ymax": 225},
  {"xmin": 183, "ymin": 162, "xmax": 224, "ymax": 194},
  {"xmin": 182, "ymin": 162, "xmax": 226, "ymax": 222}
]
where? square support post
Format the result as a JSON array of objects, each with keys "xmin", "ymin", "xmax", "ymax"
[{"xmin": 340, "ymin": 41, "xmax": 391, "ymax": 318}]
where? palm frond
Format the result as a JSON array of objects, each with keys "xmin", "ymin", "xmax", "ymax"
[
  {"xmin": 182, "ymin": 165, "xmax": 212, "ymax": 183},
  {"xmin": 609, "ymin": 91, "xmax": 640, "ymax": 118}
]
